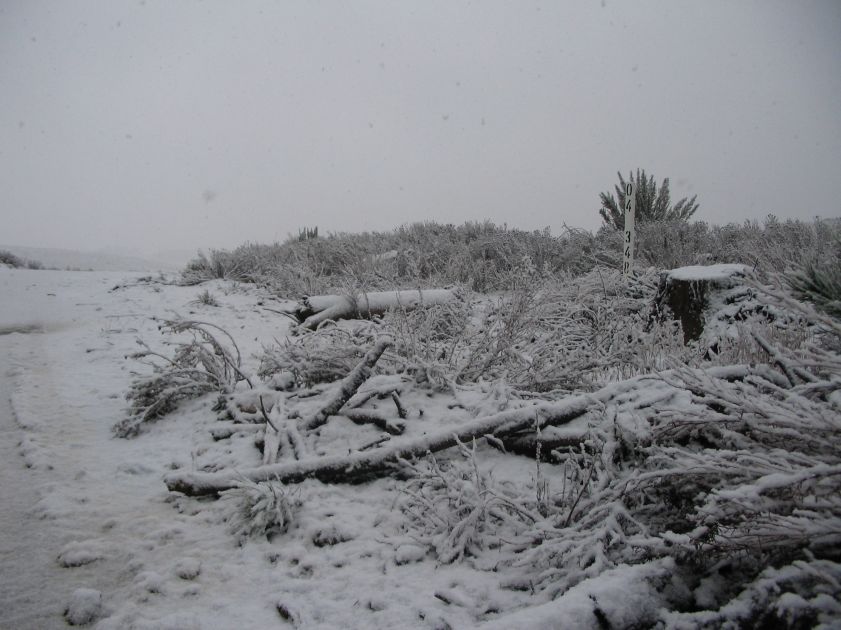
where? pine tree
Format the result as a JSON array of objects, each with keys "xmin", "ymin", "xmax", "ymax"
[{"xmin": 599, "ymin": 169, "xmax": 699, "ymax": 229}]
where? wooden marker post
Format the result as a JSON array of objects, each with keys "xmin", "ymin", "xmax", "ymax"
[{"xmin": 622, "ymin": 181, "xmax": 635, "ymax": 277}]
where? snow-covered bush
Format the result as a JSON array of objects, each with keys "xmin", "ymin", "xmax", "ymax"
[
  {"xmin": 397, "ymin": 441, "xmax": 538, "ymax": 563},
  {"xmin": 0, "ymin": 249, "xmax": 24, "ymax": 267},
  {"xmin": 257, "ymin": 266, "xmax": 694, "ymax": 394},
  {"xmin": 220, "ymin": 478, "xmax": 300, "ymax": 542},
  {"xmin": 384, "ymin": 266, "xmax": 690, "ymax": 391},
  {"xmin": 178, "ymin": 218, "xmax": 840, "ymax": 300},
  {"xmin": 115, "ymin": 319, "xmax": 250, "ymax": 437},
  {"xmin": 178, "ymin": 221, "xmax": 623, "ymax": 295},
  {"xmin": 0, "ymin": 249, "xmax": 44, "ymax": 269},
  {"xmin": 786, "ymin": 256, "xmax": 841, "ymax": 318},
  {"xmin": 259, "ymin": 325, "xmax": 378, "ymax": 388},
  {"xmin": 661, "ymin": 558, "xmax": 841, "ymax": 628},
  {"xmin": 181, "ymin": 250, "xmax": 234, "ymax": 284},
  {"xmin": 495, "ymin": 294, "xmax": 841, "ymax": 622},
  {"xmin": 636, "ymin": 216, "xmax": 841, "ymax": 274}
]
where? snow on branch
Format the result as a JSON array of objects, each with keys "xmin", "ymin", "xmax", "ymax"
[{"xmin": 163, "ymin": 364, "xmax": 771, "ymax": 496}]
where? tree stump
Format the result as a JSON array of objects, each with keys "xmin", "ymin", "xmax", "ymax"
[{"xmin": 654, "ymin": 264, "xmax": 750, "ymax": 343}]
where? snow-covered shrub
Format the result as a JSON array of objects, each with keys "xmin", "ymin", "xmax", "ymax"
[
  {"xmin": 257, "ymin": 266, "xmax": 692, "ymax": 394},
  {"xmin": 178, "ymin": 218, "xmax": 841, "ymax": 300},
  {"xmin": 660, "ymin": 558, "xmax": 841, "ymax": 628},
  {"xmin": 636, "ymin": 220, "xmax": 714, "ymax": 269},
  {"xmin": 499, "ymin": 295, "xmax": 841, "ymax": 622},
  {"xmin": 177, "ymin": 221, "xmax": 623, "ymax": 296},
  {"xmin": 0, "ymin": 249, "xmax": 44, "ymax": 270},
  {"xmin": 116, "ymin": 319, "xmax": 250, "ymax": 437},
  {"xmin": 181, "ymin": 250, "xmax": 233, "ymax": 284},
  {"xmin": 385, "ymin": 266, "xmax": 689, "ymax": 391},
  {"xmin": 220, "ymin": 478, "xmax": 300, "ymax": 541},
  {"xmin": 0, "ymin": 249, "xmax": 24, "ymax": 267},
  {"xmin": 259, "ymin": 324, "xmax": 380, "ymax": 387},
  {"xmin": 378, "ymin": 292, "xmax": 471, "ymax": 389},
  {"xmin": 397, "ymin": 440, "xmax": 538, "ymax": 563},
  {"xmin": 635, "ymin": 216, "xmax": 841, "ymax": 274},
  {"xmin": 786, "ymin": 256, "xmax": 841, "ymax": 319}
]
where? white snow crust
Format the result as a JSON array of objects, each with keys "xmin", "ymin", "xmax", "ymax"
[{"xmin": 667, "ymin": 263, "xmax": 749, "ymax": 282}]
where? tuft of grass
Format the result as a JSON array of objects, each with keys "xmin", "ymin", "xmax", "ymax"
[
  {"xmin": 191, "ymin": 289, "xmax": 220, "ymax": 307},
  {"xmin": 220, "ymin": 478, "xmax": 301, "ymax": 542}
]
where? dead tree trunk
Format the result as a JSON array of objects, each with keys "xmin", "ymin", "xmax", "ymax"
[{"xmin": 290, "ymin": 289, "xmax": 456, "ymax": 330}]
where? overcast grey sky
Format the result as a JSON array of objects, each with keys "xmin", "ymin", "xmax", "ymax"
[{"xmin": 1, "ymin": 0, "xmax": 840, "ymax": 256}]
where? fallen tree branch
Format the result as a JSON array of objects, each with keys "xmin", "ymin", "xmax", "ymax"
[
  {"xmin": 165, "ymin": 399, "xmax": 584, "ymax": 495},
  {"xmin": 210, "ymin": 422, "xmax": 263, "ymax": 440},
  {"xmin": 164, "ymin": 364, "xmax": 781, "ymax": 496},
  {"xmin": 292, "ymin": 289, "xmax": 456, "ymax": 330},
  {"xmin": 260, "ymin": 398, "xmax": 285, "ymax": 465},
  {"xmin": 298, "ymin": 338, "xmax": 393, "ymax": 431},
  {"xmin": 342, "ymin": 409, "xmax": 406, "ymax": 435},
  {"xmin": 391, "ymin": 391, "xmax": 408, "ymax": 419},
  {"xmin": 285, "ymin": 423, "xmax": 307, "ymax": 460},
  {"xmin": 493, "ymin": 426, "xmax": 591, "ymax": 459},
  {"xmin": 752, "ymin": 331, "xmax": 817, "ymax": 385},
  {"xmin": 263, "ymin": 424, "xmax": 281, "ymax": 466}
]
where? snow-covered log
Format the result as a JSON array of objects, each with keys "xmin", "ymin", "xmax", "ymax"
[
  {"xmin": 291, "ymin": 289, "xmax": 456, "ymax": 330},
  {"xmin": 298, "ymin": 338, "xmax": 392, "ymax": 431},
  {"xmin": 495, "ymin": 424, "xmax": 591, "ymax": 459},
  {"xmin": 165, "ymin": 395, "xmax": 592, "ymax": 495},
  {"xmin": 210, "ymin": 422, "xmax": 263, "ymax": 440},
  {"xmin": 341, "ymin": 409, "xmax": 406, "ymax": 435},
  {"xmin": 164, "ymin": 364, "xmax": 771, "ymax": 496},
  {"xmin": 655, "ymin": 264, "xmax": 750, "ymax": 342}
]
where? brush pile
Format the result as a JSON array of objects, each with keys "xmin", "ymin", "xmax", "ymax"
[{"xmin": 119, "ymin": 259, "xmax": 841, "ymax": 627}]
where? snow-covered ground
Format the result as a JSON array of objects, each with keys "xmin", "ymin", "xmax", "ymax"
[
  {"xmin": 0, "ymin": 270, "xmax": 532, "ymax": 629},
  {"xmin": 3, "ymin": 267, "xmax": 839, "ymax": 629}
]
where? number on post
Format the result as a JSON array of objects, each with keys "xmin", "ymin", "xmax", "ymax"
[{"xmin": 622, "ymin": 182, "xmax": 635, "ymax": 277}]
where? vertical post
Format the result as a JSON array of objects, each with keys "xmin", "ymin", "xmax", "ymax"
[{"xmin": 622, "ymin": 181, "xmax": 635, "ymax": 277}]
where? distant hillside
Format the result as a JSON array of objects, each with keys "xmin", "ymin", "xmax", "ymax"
[{"xmin": 0, "ymin": 245, "xmax": 178, "ymax": 272}]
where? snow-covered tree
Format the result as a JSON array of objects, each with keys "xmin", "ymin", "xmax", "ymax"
[{"xmin": 599, "ymin": 169, "xmax": 699, "ymax": 229}]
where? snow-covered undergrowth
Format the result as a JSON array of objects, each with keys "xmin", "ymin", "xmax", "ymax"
[
  {"xmin": 260, "ymin": 267, "xmax": 689, "ymax": 393},
  {"xmin": 115, "ymin": 319, "xmax": 251, "ymax": 437},
  {"xmin": 111, "ymin": 260, "xmax": 840, "ymax": 628},
  {"xmin": 3, "ymin": 250, "xmax": 840, "ymax": 628},
  {"xmin": 180, "ymin": 216, "xmax": 840, "ymax": 293}
]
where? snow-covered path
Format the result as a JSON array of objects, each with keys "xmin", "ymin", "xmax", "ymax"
[
  {"xmin": 0, "ymin": 271, "xmax": 140, "ymax": 629},
  {"xmin": 0, "ymin": 331, "xmax": 72, "ymax": 629},
  {"xmin": 0, "ymin": 270, "xmax": 300, "ymax": 629}
]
